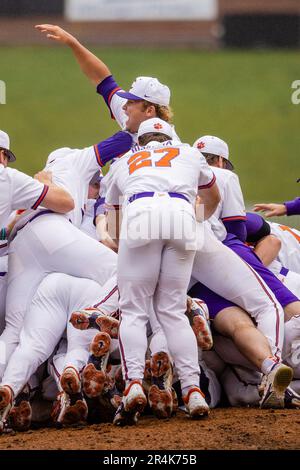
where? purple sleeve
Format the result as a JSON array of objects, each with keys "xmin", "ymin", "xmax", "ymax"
[
  {"xmin": 96, "ymin": 75, "xmax": 121, "ymax": 117},
  {"xmin": 93, "ymin": 131, "xmax": 133, "ymax": 167},
  {"xmin": 223, "ymin": 220, "xmax": 247, "ymax": 242},
  {"xmin": 245, "ymin": 212, "xmax": 271, "ymax": 243},
  {"xmin": 93, "ymin": 197, "xmax": 106, "ymax": 225},
  {"xmin": 284, "ymin": 197, "xmax": 300, "ymax": 216}
]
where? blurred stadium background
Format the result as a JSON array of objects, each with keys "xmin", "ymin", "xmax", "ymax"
[{"xmin": 0, "ymin": 0, "xmax": 299, "ymax": 212}]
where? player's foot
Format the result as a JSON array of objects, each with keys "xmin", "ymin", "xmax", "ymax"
[
  {"xmin": 60, "ymin": 367, "xmax": 81, "ymax": 395},
  {"xmin": 8, "ymin": 385, "xmax": 32, "ymax": 432},
  {"xmin": 113, "ymin": 381, "xmax": 147, "ymax": 426},
  {"xmin": 185, "ymin": 297, "xmax": 213, "ymax": 350},
  {"xmin": 284, "ymin": 386, "xmax": 300, "ymax": 409},
  {"xmin": 148, "ymin": 352, "xmax": 174, "ymax": 419},
  {"xmin": 82, "ymin": 332, "xmax": 111, "ymax": 398},
  {"xmin": 70, "ymin": 308, "xmax": 119, "ymax": 337},
  {"xmin": 52, "ymin": 391, "xmax": 88, "ymax": 426},
  {"xmin": 0, "ymin": 386, "xmax": 13, "ymax": 433},
  {"xmin": 183, "ymin": 387, "xmax": 210, "ymax": 419},
  {"xmin": 260, "ymin": 363, "xmax": 293, "ymax": 409}
]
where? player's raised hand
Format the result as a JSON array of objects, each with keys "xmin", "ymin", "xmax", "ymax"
[
  {"xmin": 253, "ymin": 203, "xmax": 287, "ymax": 217},
  {"xmin": 35, "ymin": 24, "xmax": 77, "ymax": 46}
]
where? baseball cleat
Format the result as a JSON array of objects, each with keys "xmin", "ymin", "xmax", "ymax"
[
  {"xmin": 70, "ymin": 308, "xmax": 119, "ymax": 338},
  {"xmin": 148, "ymin": 352, "xmax": 174, "ymax": 419},
  {"xmin": 113, "ymin": 380, "xmax": 147, "ymax": 426},
  {"xmin": 0, "ymin": 386, "xmax": 13, "ymax": 433},
  {"xmin": 8, "ymin": 385, "xmax": 32, "ymax": 432},
  {"xmin": 185, "ymin": 297, "xmax": 213, "ymax": 350},
  {"xmin": 52, "ymin": 391, "xmax": 88, "ymax": 426},
  {"xmin": 284, "ymin": 386, "xmax": 300, "ymax": 409},
  {"xmin": 183, "ymin": 387, "xmax": 210, "ymax": 419},
  {"xmin": 260, "ymin": 363, "xmax": 293, "ymax": 409},
  {"xmin": 82, "ymin": 332, "xmax": 111, "ymax": 398},
  {"xmin": 60, "ymin": 367, "xmax": 81, "ymax": 395}
]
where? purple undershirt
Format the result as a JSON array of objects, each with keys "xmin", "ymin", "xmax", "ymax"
[
  {"xmin": 94, "ymin": 131, "xmax": 133, "ymax": 167},
  {"xmin": 284, "ymin": 197, "xmax": 300, "ymax": 216}
]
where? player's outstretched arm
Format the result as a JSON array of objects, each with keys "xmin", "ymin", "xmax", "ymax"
[
  {"xmin": 34, "ymin": 170, "xmax": 75, "ymax": 213},
  {"xmin": 253, "ymin": 203, "xmax": 287, "ymax": 217},
  {"xmin": 35, "ymin": 24, "xmax": 111, "ymax": 86}
]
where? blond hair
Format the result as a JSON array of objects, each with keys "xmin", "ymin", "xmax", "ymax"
[{"xmin": 142, "ymin": 101, "xmax": 173, "ymax": 123}]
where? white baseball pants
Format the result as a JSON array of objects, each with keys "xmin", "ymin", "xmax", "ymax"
[
  {"xmin": 118, "ymin": 197, "xmax": 200, "ymax": 390},
  {"xmin": 1, "ymin": 213, "xmax": 117, "ymax": 376},
  {"xmin": 192, "ymin": 224, "xmax": 284, "ymax": 358},
  {"xmin": 0, "ymin": 273, "xmax": 118, "ymax": 396}
]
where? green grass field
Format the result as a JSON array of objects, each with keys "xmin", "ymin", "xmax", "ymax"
[{"xmin": 0, "ymin": 46, "xmax": 299, "ymax": 206}]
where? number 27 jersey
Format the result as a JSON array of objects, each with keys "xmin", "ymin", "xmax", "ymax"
[{"xmin": 103, "ymin": 140, "xmax": 216, "ymax": 207}]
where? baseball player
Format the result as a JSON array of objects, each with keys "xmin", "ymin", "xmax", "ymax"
[
  {"xmin": 193, "ymin": 135, "xmax": 246, "ymax": 242},
  {"xmin": 1, "ymin": 136, "xmax": 128, "ymax": 379},
  {"xmin": 254, "ymin": 197, "xmax": 300, "ymax": 217},
  {"xmin": 101, "ymin": 117, "xmax": 220, "ymax": 425},
  {"xmin": 188, "ymin": 279, "xmax": 294, "ymax": 408},
  {"xmin": 0, "ymin": 272, "xmax": 119, "ymax": 431},
  {"xmin": 35, "ymin": 24, "xmax": 179, "ymax": 143},
  {"xmin": 0, "ymin": 129, "xmax": 74, "ymax": 229},
  {"xmin": 193, "ymin": 135, "xmax": 300, "ymax": 338}
]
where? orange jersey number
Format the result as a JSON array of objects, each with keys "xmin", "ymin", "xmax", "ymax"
[{"xmin": 128, "ymin": 148, "xmax": 180, "ymax": 175}]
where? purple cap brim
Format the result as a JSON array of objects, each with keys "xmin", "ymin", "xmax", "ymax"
[{"xmin": 116, "ymin": 91, "xmax": 143, "ymax": 101}]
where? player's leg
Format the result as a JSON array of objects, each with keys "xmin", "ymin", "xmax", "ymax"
[
  {"xmin": 114, "ymin": 234, "xmax": 162, "ymax": 425},
  {"xmin": 153, "ymin": 208, "xmax": 209, "ymax": 418},
  {"xmin": 0, "ymin": 273, "xmax": 69, "ymax": 430},
  {"xmin": 2, "ymin": 215, "xmax": 118, "ymax": 374}
]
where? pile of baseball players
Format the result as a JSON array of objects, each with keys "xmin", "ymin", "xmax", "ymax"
[{"xmin": 0, "ymin": 24, "xmax": 300, "ymax": 433}]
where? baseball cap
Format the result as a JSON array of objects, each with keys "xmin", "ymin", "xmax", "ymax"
[
  {"xmin": 117, "ymin": 76, "xmax": 170, "ymax": 106},
  {"xmin": 193, "ymin": 135, "xmax": 233, "ymax": 170},
  {"xmin": 137, "ymin": 118, "xmax": 173, "ymax": 140},
  {"xmin": 0, "ymin": 130, "xmax": 16, "ymax": 162}
]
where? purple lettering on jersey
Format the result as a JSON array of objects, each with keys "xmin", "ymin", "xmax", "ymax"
[
  {"xmin": 285, "ymin": 197, "xmax": 300, "ymax": 216},
  {"xmin": 96, "ymin": 75, "xmax": 121, "ymax": 118},
  {"xmin": 224, "ymin": 236, "xmax": 298, "ymax": 307},
  {"xmin": 93, "ymin": 131, "xmax": 133, "ymax": 167}
]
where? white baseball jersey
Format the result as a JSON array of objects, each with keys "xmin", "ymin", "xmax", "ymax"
[
  {"xmin": 0, "ymin": 164, "xmax": 48, "ymax": 228},
  {"xmin": 11, "ymin": 146, "xmax": 102, "ymax": 235},
  {"xmin": 103, "ymin": 140, "xmax": 215, "ymax": 207},
  {"xmin": 269, "ymin": 222, "xmax": 300, "ymax": 274},
  {"xmin": 208, "ymin": 167, "xmax": 246, "ymax": 241}
]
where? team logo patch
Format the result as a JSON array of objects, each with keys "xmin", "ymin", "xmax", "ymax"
[
  {"xmin": 197, "ymin": 141, "xmax": 205, "ymax": 149},
  {"xmin": 154, "ymin": 123, "xmax": 163, "ymax": 130}
]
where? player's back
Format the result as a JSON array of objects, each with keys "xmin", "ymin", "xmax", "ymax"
[{"xmin": 115, "ymin": 140, "xmax": 209, "ymax": 203}]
